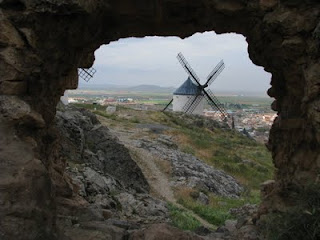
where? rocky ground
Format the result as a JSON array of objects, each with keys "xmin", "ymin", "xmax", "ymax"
[
  {"xmin": 54, "ymin": 105, "xmax": 259, "ymax": 239},
  {"xmin": 130, "ymin": 136, "xmax": 243, "ymax": 198}
]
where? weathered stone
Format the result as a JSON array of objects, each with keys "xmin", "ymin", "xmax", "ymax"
[
  {"xmin": 56, "ymin": 107, "xmax": 169, "ymax": 228},
  {"xmin": 197, "ymin": 192, "xmax": 209, "ymax": 205},
  {"xmin": 129, "ymin": 223, "xmax": 204, "ymax": 240},
  {"xmin": 0, "ymin": 1, "xmax": 320, "ymax": 239},
  {"xmin": 0, "ymin": 95, "xmax": 45, "ymax": 127},
  {"xmin": 0, "ymin": 123, "xmax": 54, "ymax": 240},
  {"xmin": 260, "ymin": 180, "xmax": 276, "ymax": 200},
  {"xmin": 229, "ymin": 204, "xmax": 258, "ymax": 220},
  {"xmin": 0, "ymin": 16, "xmax": 24, "ymax": 48},
  {"xmin": 63, "ymin": 69, "xmax": 78, "ymax": 90},
  {"xmin": 235, "ymin": 225, "xmax": 259, "ymax": 240},
  {"xmin": 259, "ymin": 0, "xmax": 278, "ymax": 10},
  {"xmin": 102, "ymin": 209, "xmax": 113, "ymax": 220},
  {"xmin": 0, "ymin": 80, "xmax": 27, "ymax": 95},
  {"xmin": 224, "ymin": 220, "xmax": 237, "ymax": 233},
  {"xmin": 63, "ymin": 221, "xmax": 127, "ymax": 240},
  {"xmin": 56, "ymin": 106, "xmax": 149, "ymax": 192},
  {"xmin": 136, "ymin": 137, "xmax": 243, "ymax": 198}
]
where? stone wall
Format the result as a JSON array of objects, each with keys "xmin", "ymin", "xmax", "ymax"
[{"xmin": 0, "ymin": 0, "xmax": 320, "ymax": 239}]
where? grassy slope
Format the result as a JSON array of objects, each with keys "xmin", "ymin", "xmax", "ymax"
[
  {"xmin": 149, "ymin": 111, "xmax": 273, "ymax": 226},
  {"xmin": 150, "ymin": 111, "xmax": 273, "ymax": 189},
  {"xmin": 72, "ymin": 104, "xmax": 274, "ymax": 229}
]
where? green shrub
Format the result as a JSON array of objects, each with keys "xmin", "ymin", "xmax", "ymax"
[
  {"xmin": 193, "ymin": 205, "xmax": 231, "ymax": 226},
  {"xmin": 181, "ymin": 146, "xmax": 196, "ymax": 155},
  {"xmin": 177, "ymin": 197, "xmax": 232, "ymax": 226},
  {"xmin": 176, "ymin": 189, "xmax": 261, "ymax": 227},
  {"xmin": 131, "ymin": 117, "xmax": 140, "ymax": 123},
  {"xmin": 215, "ymin": 137, "xmax": 234, "ymax": 149},
  {"xmin": 168, "ymin": 203, "xmax": 201, "ymax": 231}
]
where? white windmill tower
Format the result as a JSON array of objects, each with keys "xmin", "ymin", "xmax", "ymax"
[
  {"xmin": 163, "ymin": 53, "xmax": 228, "ymax": 118},
  {"xmin": 172, "ymin": 77, "xmax": 205, "ymax": 115}
]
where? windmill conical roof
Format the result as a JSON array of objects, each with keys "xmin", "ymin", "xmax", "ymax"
[{"xmin": 173, "ymin": 77, "xmax": 201, "ymax": 95}]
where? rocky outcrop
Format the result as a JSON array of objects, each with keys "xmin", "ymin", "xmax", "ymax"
[
  {"xmin": 64, "ymin": 164, "xmax": 169, "ymax": 223},
  {"xmin": 134, "ymin": 136, "xmax": 243, "ymax": 198},
  {"xmin": 55, "ymin": 106, "xmax": 149, "ymax": 193},
  {"xmin": 54, "ymin": 106, "xmax": 169, "ymax": 234},
  {"xmin": 1, "ymin": 0, "xmax": 320, "ymax": 239},
  {"xmin": 0, "ymin": 96, "xmax": 56, "ymax": 239}
]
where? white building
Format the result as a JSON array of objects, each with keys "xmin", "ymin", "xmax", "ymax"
[{"xmin": 172, "ymin": 77, "xmax": 205, "ymax": 115}]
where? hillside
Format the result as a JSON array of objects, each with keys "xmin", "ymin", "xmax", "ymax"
[{"xmin": 72, "ymin": 104, "xmax": 273, "ymax": 234}]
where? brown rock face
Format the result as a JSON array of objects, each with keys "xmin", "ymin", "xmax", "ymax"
[{"xmin": 0, "ymin": 0, "xmax": 320, "ymax": 239}]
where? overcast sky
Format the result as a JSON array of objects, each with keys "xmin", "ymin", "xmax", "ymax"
[{"xmin": 84, "ymin": 32, "xmax": 271, "ymax": 93}]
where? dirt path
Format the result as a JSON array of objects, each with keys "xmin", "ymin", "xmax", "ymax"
[
  {"xmin": 126, "ymin": 141, "xmax": 216, "ymax": 230},
  {"xmin": 97, "ymin": 115, "xmax": 216, "ymax": 230},
  {"xmin": 128, "ymin": 146, "xmax": 176, "ymax": 202}
]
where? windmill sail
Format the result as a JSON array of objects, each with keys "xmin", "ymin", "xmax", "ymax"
[
  {"xmin": 182, "ymin": 95, "xmax": 198, "ymax": 112},
  {"xmin": 205, "ymin": 60, "xmax": 225, "ymax": 87},
  {"xmin": 204, "ymin": 89, "xmax": 228, "ymax": 118},
  {"xmin": 177, "ymin": 53, "xmax": 202, "ymax": 86},
  {"xmin": 162, "ymin": 98, "xmax": 173, "ymax": 111},
  {"xmin": 186, "ymin": 95, "xmax": 204, "ymax": 114},
  {"xmin": 78, "ymin": 67, "xmax": 97, "ymax": 82}
]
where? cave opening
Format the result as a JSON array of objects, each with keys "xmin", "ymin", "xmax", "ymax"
[
  {"xmin": 1, "ymin": 1, "xmax": 319, "ymax": 239},
  {"xmin": 72, "ymin": 31, "xmax": 274, "ymax": 138},
  {"xmin": 66, "ymin": 32, "xmax": 276, "ymax": 227}
]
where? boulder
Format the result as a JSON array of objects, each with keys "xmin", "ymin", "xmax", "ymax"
[{"xmin": 56, "ymin": 106, "xmax": 149, "ymax": 193}]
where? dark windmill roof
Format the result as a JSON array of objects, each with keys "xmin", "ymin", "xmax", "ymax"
[{"xmin": 173, "ymin": 77, "xmax": 201, "ymax": 96}]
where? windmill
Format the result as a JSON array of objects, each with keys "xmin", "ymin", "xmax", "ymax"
[{"xmin": 163, "ymin": 52, "xmax": 228, "ymax": 119}]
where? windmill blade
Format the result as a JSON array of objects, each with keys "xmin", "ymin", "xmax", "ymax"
[
  {"xmin": 78, "ymin": 67, "xmax": 97, "ymax": 82},
  {"xmin": 162, "ymin": 98, "xmax": 173, "ymax": 112},
  {"xmin": 206, "ymin": 89, "xmax": 228, "ymax": 116},
  {"xmin": 204, "ymin": 89, "xmax": 228, "ymax": 118},
  {"xmin": 205, "ymin": 60, "xmax": 225, "ymax": 87},
  {"xmin": 182, "ymin": 95, "xmax": 197, "ymax": 113},
  {"xmin": 177, "ymin": 52, "xmax": 202, "ymax": 86},
  {"xmin": 203, "ymin": 88, "xmax": 228, "ymax": 118},
  {"xmin": 186, "ymin": 95, "xmax": 204, "ymax": 114}
]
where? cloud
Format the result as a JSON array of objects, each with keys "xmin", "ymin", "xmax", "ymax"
[{"xmin": 90, "ymin": 32, "xmax": 271, "ymax": 92}]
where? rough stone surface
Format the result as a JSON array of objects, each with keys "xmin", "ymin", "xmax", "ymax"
[
  {"xmin": 49, "ymin": 106, "xmax": 172, "ymax": 238},
  {"xmin": 54, "ymin": 107, "xmax": 246, "ymax": 240},
  {"xmin": 134, "ymin": 137, "xmax": 243, "ymax": 198},
  {"xmin": 129, "ymin": 223, "xmax": 204, "ymax": 240},
  {"xmin": 0, "ymin": 0, "xmax": 320, "ymax": 239},
  {"xmin": 55, "ymin": 106, "xmax": 149, "ymax": 193}
]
